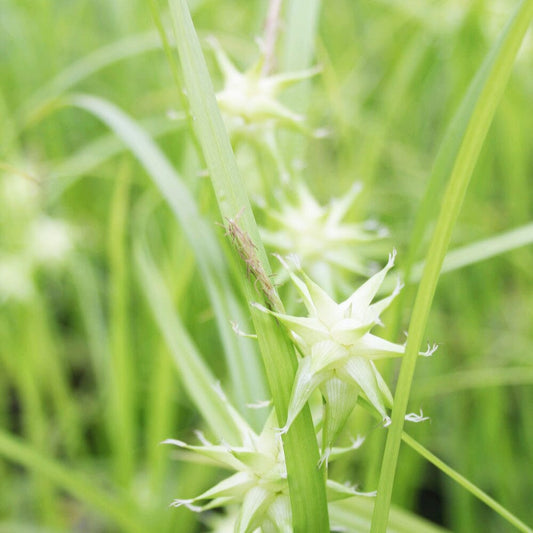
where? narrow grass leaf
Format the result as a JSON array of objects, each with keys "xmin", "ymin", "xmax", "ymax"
[
  {"xmin": 425, "ymin": 221, "xmax": 533, "ymax": 277},
  {"xmin": 380, "ymin": 220, "xmax": 533, "ymax": 290},
  {"xmin": 16, "ymin": 32, "xmax": 160, "ymax": 129},
  {"xmin": 108, "ymin": 163, "xmax": 135, "ymax": 487},
  {"xmin": 330, "ymin": 497, "xmax": 450, "ymax": 533},
  {"xmin": 280, "ymin": 0, "xmax": 321, "ymax": 162},
  {"xmin": 282, "ymin": 0, "xmax": 321, "ymax": 73},
  {"xmin": 63, "ymin": 94, "xmax": 267, "ymax": 421},
  {"xmin": 402, "ymin": 433, "xmax": 533, "ymax": 533},
  {"xmin": 166, "ymin": 0, "xmax": 329, "ymax": 529},
  {"xmin": 0, "ymin": 430, "xmax": 147, "ymax": 533},
  {"xmin": 134, "ymin": 229, "xmax": 242, "ymax": 443},
  {"xmin": 415, "ymin": 367, "xmax": 533, "ymax": 398},
  {"xmin": 372, "ymin": 2, "xmax": 533, "ymax": 531},
  {"xmin": 402, "ymin": 6, "xmax": 533, "ymax": 284},
  {"xmin": 46, "ymin": 116, "xmax": 184, "ymax": 202}
]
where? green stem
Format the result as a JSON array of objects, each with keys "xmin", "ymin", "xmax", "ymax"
[
  {"xmin": 166, "ymin": 1, "xmax": 329, "ymax": 529},
  {"xmin": 108, "ymin": 161, "xmax": 135, "ymax": 488},
  {"xmin": 403, "ymin": 433, "xmax": 532, "ymax": 533}
]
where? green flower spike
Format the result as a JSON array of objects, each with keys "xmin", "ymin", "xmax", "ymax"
[
  {"xmin": 164, "ymin": 385, "xmax": 374, "ymax": 532},
  {"xmin": 253, "ymin": 252, "xmax": 436, "ymax": 462},
  {"xmin": 260, "ymin": 182, "xmax": 388, "ymax": 284}
]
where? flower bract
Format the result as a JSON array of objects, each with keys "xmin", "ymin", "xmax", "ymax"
[
  {"xmin": 164, "ymin": 388, "xmax": 373, "ymax": 532},
  {"xmin": 260, "ymin": 182, "xmax": 387, "ymax": 284},
  {"xmin": 254, "ymin": 251, "xmax": 435, "ymax": 461}
]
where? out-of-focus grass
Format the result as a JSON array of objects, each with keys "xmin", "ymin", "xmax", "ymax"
[{"xmin": 0, "ymin": 0, "xmax": 532, "ymax": 531}]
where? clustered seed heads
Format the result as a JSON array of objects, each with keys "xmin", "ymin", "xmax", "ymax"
[
  {"xmin": 166, "ymin": 247, "xmax": 436, "ymax": 529},
  {"xmin": 164, "ymin": 388, "xmax": 374, "ymax": 532},
  {"xmin": 165, "ymin": 24, "xmax": 437, "ymax": 533}
]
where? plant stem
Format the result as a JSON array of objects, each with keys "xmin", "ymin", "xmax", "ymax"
[{"xmin": 166, "ymin": 0, "xmax": 330, "ymax": 529}]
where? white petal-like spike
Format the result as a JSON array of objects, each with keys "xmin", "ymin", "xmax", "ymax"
[
  {"xmin": 327, "ymin": 479, "xmax": 377, "ymax": 500},
  {"xmin": 342, "ymin": 356, "xmax": 389, "ymax": 421},
  {"xmin": 365, "ymin": 278, "xmax": 403, "ymax": 323},
  {"xmin": 231, "ymin": 321, "xmax": 258, "ymax": 338},
  {"xmin": 194, "ymin": 430, "xmax": 211, "ymax": 446},
  {"xmin": 422, "ymin": 343, "xmax": 439, "ymax": 357},
  {"xmin": 206, "ymin": 36, "xmax": 241, "ymax": 80},
  {"xmin": 300, "ymin": 271, "xmax": 343, "ymax": 326},
  {"xmin": 351, "ymin": 334, "xmax": 405, "ymax": 360},
  {"xmin": 405, "ymin": 410, "xmax": 430, "ymax": 423},
  {"xmin": 236, "ymin": 486, "xmax": 274, "ymax": 533},
  {"xmin": 341, "ymin": 250, "xmax": 396, "ymax": 318},
  {"xmin": 161, "ymin": 438, "xmax": 187, "ymax": 447},
  {"xmin": 320, "ymin": 377, "xmax": 359, "ymax": 466},
  {"xmin": 283, "ymin": 356, "xmax": 331, "ymax": 432},
  {"xmin": 371, "ymin": 361, "xmax": 394, "ymax": 408},
  {"xmin": 327, "ymin": 182, "xmax": 363, "ymax": 226},
  {"xmin": 169, "ymin": 499, "xmax": 203, "ymax": 512}
]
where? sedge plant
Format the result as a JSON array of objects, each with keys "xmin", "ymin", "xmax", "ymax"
[{"xmin": 0, "ymin": 1, "xmax": 532, "ymax": 532}]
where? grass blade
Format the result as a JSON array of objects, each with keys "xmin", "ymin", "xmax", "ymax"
[
  {"xmin": 402, "ymin": 433, "xmax": 533, "ymax": 533},
  {"xmin": 371, "ymin": 2, "xmax": 533, "ymax": 531},
  {"xmin": 166, "ymin": 0, "xmax": 330, "ymax": 529},
  {"xmin": 0, "ymin": 430, "xmax": 147, "ymax": 533},
  {"xmin": 330, "ymin": 497, "xmax": 449, "ymax": 533},
  {"xmin": 19, "ymin": 32, "xmax": 159, "ymax": 119},
  {"xmin": 134, "ymin": 215, "xmax": 242, "ymax": 442},
  {"xmin": 108, "ymin": 162, "xmax": 135, "ymax": 487},
  {"xmin": 282, "ymin": 0, "xmax": 321, "ymax": 73},
  {"xmin": 380, "ymin": 221, "xmax": 533, "ymax": 290},
  {"xmin": 401, "ymin": 7, "xmax": 532, "ymax": 286},
  {"xmin": 425, "ymin": 221, "xmax": 533, "ymax": 277},
  {"xmin": 62, "ymin": 94, "xmax": 268, "ymax": 421},
  {"xmin": 45, "ymin": 115, "xmax": 184, "ymax": 202}
]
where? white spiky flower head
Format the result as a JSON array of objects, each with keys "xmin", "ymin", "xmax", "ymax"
[
  {"xmin": 254, "ymin": 252, "xmax": 436, "ymax": 462},
  {"xmin": 208, "ymin": 36, "xmax": 319, "ymax": 138},
  {"xmin": 27, "ymin": 216, "xmax": 73, "ymax": 266},
  {"xmin": 164, "ymin": 388, "xmax": 373, "ymax": 532},
  {"xmin": 164, "ymin": 386, "xmax": 291, "ymax": 533},
  {"xmin": 260, "ymin": 182, "xmax": 387, "ymax": 284}
]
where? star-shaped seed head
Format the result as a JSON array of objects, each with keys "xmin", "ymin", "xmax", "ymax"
[
  {"xmin": 208, "ymin": 36, "xmax": 319, "ymax": 138},
  {"xmin": 165, "ymin": 408, "xmax": 289, "ymax": 533},
  {"xmin": 165, "ymin": 387, "xmax": 374, "ymax": 530},
  {"xmin": 254, "ymin": 251, "xmax": 422, "ymax": 458},
  {"xmin": 260, "ymin": 182, "xmax": 388, "ymax": 284}
]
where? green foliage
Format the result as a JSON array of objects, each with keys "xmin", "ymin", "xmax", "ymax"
[{"xmin": 0, "ymin": 0, "xmax": 532, "ymax": 531}]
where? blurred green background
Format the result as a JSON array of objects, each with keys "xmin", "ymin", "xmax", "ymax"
[{"xmin": 1, "ymin": 0, "xmax": 532, "ymax": 531}]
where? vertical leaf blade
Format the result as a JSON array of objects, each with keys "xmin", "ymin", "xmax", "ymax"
[
  {"xmin": 166, "ymin": 1, "xmax": 330, "ymax": 530},
  {"xmin": 371, "ymin": 2, "xmax": 533, "ymax": 531}
]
